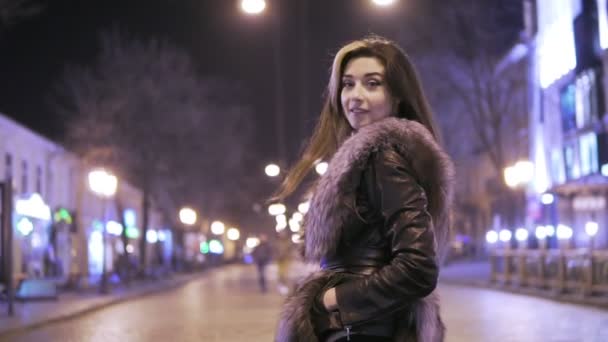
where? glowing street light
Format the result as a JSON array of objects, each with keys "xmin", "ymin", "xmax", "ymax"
[
  {"xmin": 227, "ymin": 227, "xmax": 241, "ymax": 241},
  {"xmin": 211, "ymin": 221, "xmax": 225, "ymax": 235},
  {"xmin": 265, "ymin": 163, "xmax": 281, "ymax": 177},
  {"xmin": 585, "ymin": 221, "xmax": 599, "ymax": 237},
  {"xmin": 499, "ymin": 229, "xmax": 512, "ymax": 243},
  {"xmin": 87, "ymin": 168, "xmax": 118, "ymax": 295},
  {"xmin": 268, "ymin": 203, "xmax": 286, "ymax": 216},
  {"xmin": 485, "ymin": 231, "xmax": 498, "ymax": 244},
  {"xmin": 504, "ymin": 160, "xmax": 535, "ymax": 188},
  {"xmin": 315, "ymin": 161, "xmax": 328, "ymax": 175},
  {"xmin": 241, "ymin": 0, "xmax": 266, "ymax": 15},
  {"xmin": 88, "ymin": 169, "xmax": 118, "ymax": 198},
  {"xmin": 179, "ymin": 207, "xmax": 197, "ymax": 226},
  {"xmin": 297, "ymin": 201, "xmax": 310, "ymax": 214},
  {"xmin": 372, "ymin": 0, "xmax": 396, "ymax": 6}
]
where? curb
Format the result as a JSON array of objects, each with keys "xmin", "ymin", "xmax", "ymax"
[
  {"xmin": 0, "ymin": 274, "xmax": 200, "ymax": 339},
  {"xmin": 440, "ymin": 278, "xmax": 608, "ymax": 310}
]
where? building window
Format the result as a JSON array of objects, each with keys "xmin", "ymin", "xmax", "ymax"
[
  {"xmin": 563, "ymin": 142, "xmax": 581, "ymax": 180},
  {"xmin": 21, "ymin": 160, "xmax": 28, "ymax": 194},
  {"xmin": 35, "ymin": 165, "xmax": 42, "ymax": 194},
  {"xmin": 574, "ymin": 69, "xmax": 599, "ymax": 129},
  {"xmin": 4, "ymin": 153, "xmax": 12, "ymax": 180},
  {"xmin": 579, "ymin": 132, "xmax": 599, "ymax": 175},
  {"xmin": 560, "ymin": 83, "xmax": 577, "ymax": 133}
]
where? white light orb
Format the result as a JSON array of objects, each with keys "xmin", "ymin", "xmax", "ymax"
[
  {"xmin": 211, "ymin": 221, "xmax": 226, "ymax": 235},
  {"xmin": 241, "ymin": 0, "xmax": 266, "ymax": 14},
  {"xmin": 485, "ymin": 231, "xmax": 498, "ymax": 244},
  {"xmin": 499, "ymin": 229, "xmax": 512, "ymax": 242},
  {"xmin": 265, "ymin": 163, "xmax": 280, "ymax": 177}
]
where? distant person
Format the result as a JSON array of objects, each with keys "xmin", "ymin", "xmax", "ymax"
[
  {"xmin": 275, "ymin": 230, "xmax": 293, "ymax": 295},
  {"xmin": 275, "ymin": 36, "xmax": 454, "ymax": 341},
  {"xmin": 251, "ymin": 234, "xmax": 272, "ymax": 293}
]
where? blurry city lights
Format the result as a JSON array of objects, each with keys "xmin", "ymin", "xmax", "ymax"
[
  {"xmin": 372, "ymin": 0, "xmax": 395, "ymax": 6},
  {"xmin": 227, "ymin": 227, "xmax": 240, "ymax": 241},
  {"xmin": 179, "ymin": 207, "xmax": 197, "ymax": 225},
  {"xmin": 602, "ymin": 163, "xmax": 608, "ymax": 176},
  {"xmin": 246, "ymin": 237, "xmax": 261, "ymax": 248},
  {"xmin": 276, "ymin": 214, "xmax": 286, "ymax": 224},
  {"xmin": 211, "ymin": 221, "xmax": 226, "ymax": 235},
  {"xmin": 556, "ymin": 224, "xmax": 573, "ymax": 240},
  {"xmin": 504, "ymin": 161, "xmax": 534, "ymax": 188},
  {"xmin": 289, "ymin": 219, "xmax": 301, "ymax": 232},
  {"xmin": 126, "ymin": 244, "xmax": 134, "ymax": 253},
  {"xmin": 158, "ymin": 230, "xmax": 167, "ymax": 242},
  {"xmin": 292, "ymin": 212, "xmax": 304, "ymax": 222},
  {"xmin": 291, "ymin": 233, "xmax": 302, "ymax": 243},
  {"xmin": 241, "ymin": 0, "xmax": 266, "ymax": 14},
  {"xmin": 265, "ymin": 163, "xmax": 281, "ymax": 177},
  {"xmin": 298, "ymin": 201, "xmax": 310, "ymax": 214},
  {"xmin": 545, "ymin": 225, "xmax": 555, "ymax": 237},
  {"xmin": 276, "ymin": 221, "xmax": 287, "ymax": 232},
  {"xmin": 16, "ymin": 193, "xmax": 51, "ymax": 221},
  {"xmin": 315, "ymin": 161, "xmax": 328, "ymax": 175},
  {"xmin": 499, "ymin": 229, "xmax": 512, "ymax": 242},
  {"xmin": 88, "ymin": 169, "xmax": 118, "ymax": 198},
  {"xmin": 515, "ymin": 228, "xmax": 529, "ymax": 242},
  {"xmin": 146, "ymin": 230, "xmax": 158, "ymax": 244},
  {"xmin": 106, "ymin": 221, "xmax": 123, "ymax": 236},
  {"xmin": 268, "ymin": 203, "xmax": 286, "ymax": 216},
  {"xmin": 200, "ymin": 241, "xmax": 210, "ymax": 254},
  {"xmin": 209, "ymin": 239, "xmax": 224, "ymax": 254},
  {"xmin": 541, "ymin": 193, "xmax": 555, "ymax": 205},
  {"xmin": 535, "ymin": 226, "xmax": 547, "ymax": 240},
  {"xmin": 31, "ymin": 232, "xmax": 42, "ymax": 248},
  {"xmin": 485, "ymin": 231, "xmax": 498, "ymax": 244},
  {"xmin": 16, "ymin": 217, "xmax": 34, "ymax": 236},
  {"xmin": 585, "ymin": 221, "xmax": 599, "ymax": 237}
]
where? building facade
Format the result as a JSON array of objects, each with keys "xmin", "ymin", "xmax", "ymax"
[{"xmin": 527, "ymin": 0, "xmax": 608, "ymax": 249}]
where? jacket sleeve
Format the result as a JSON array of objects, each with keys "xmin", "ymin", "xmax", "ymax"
[{"xmin": 333, "ymin": 149, "xmax": 439, "ymax": 326}]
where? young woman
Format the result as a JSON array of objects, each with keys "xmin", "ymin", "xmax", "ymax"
[{"xmin": 275, "ymin": 36, "xmax": 454, "ymax": 342}]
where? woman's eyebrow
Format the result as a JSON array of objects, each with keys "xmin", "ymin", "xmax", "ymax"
[{"xmin": 342, "ymin": 72, "xmax": 384, "ymax": 78}]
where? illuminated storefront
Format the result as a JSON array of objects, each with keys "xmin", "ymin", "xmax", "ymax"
[{"xmin": 13, "ymin": 193, "xmax": 52, "ymax": 278}]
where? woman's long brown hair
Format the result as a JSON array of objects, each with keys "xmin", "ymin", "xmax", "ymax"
[{"xmin": 274, "ymin": 36, "xmax": 441, "ymax": 201}]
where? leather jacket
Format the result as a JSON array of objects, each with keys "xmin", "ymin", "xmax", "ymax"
[
  {"xmin": 276, "ymin": 118, "xmax": 452, "ymax": 342},
  {"xmin": 317, "ymin": 148, "xmax": 439, "ymax": 338}
]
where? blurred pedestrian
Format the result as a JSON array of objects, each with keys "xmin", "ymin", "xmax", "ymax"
[
  {"xmin": 275, "ymin": 36, "xmax": 454, "ymax": 341},
  {"xmin": 275, "ymin": 230, "xmax": 293, "ymax": 295},
  {"xmin": 251, "ymin": 234, "xmax": 272, "ymax": 293}
]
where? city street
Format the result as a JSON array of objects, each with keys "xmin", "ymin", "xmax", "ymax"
[{"xmin": 2, "ymin": 264, "xmax": 608, "ymax": 342}]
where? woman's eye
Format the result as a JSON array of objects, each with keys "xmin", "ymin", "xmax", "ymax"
[
  {"xmin": 367, "ymin": 80, "xmax": 381, "ymax": 87},
  {"xmin": 342, "ymin": 81, "xmax": 354, "ymax": 88}
]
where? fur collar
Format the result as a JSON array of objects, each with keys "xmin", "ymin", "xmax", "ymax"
[{"xmin": 305, "ymin": 117, "xmax": 454, "ymax": 262}]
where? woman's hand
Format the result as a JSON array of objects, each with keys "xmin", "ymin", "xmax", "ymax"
[{"xmin": 322, "ymin": 287, "xmax": 338, "ymax": 311}]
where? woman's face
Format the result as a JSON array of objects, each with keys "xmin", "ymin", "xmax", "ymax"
[{"xmin": 340, "ymin": 56, "xmax": 395, "ymax": 131}]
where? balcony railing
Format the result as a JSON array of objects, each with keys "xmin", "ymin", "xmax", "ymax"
[{"xmin": 490, "ymin": 248, "xmax": 608, "ymax": 297}]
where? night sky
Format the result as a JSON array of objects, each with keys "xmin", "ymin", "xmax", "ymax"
[{"xmin": 0, "ymin": 0, "xmax": 425, "ymax": 163}]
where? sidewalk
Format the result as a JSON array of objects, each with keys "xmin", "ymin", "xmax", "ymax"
[
  {"xmin": 439, "ymin": 260, "xmax": 608, "ymax": 310},
  {"xmin": 0, "ymin": 271, "xmax": 204, "ymax": 338}
]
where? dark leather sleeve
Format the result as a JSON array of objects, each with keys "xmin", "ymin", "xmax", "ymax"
[{"xmin": 334, "ymin": 149, "xmax": 439, "ymax": 326}]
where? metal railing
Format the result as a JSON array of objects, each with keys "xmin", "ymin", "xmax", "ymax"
[{"xmin": 490, "ymin": 248, "xmax": 608, "ymax": 296}]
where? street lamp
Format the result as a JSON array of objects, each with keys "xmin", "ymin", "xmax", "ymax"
[
  {"xmin": 227, "ymin": 227, "xmax": 240, "ymax": 241},
  {"xmin": 241, "ymin": 0, "xmax": 266, "ymax": 15},
  {"xmin": 265, "ymin": 163, "xmax": 281, "ymax": 177},
  {"xmin": 585, "ymin": 221, "xmax": 599, "ymax": 249},
  {"xmin": 315, "ymin": 161, "xmax": 328, "ymax": 175},
  {"xmin": 210, "ymin": 221, "xmax": 225, "ymax": 235},
  {"xmin": 88, "ymin": 169, "xmax": 118, "ymax": 294},
  {"xmin": 268, "ymin": 203, "xmax": 286, "ymax": 216},
  {"xmin": 179, "ymin": 207, "xmax": 197, "ymax": 226},
  {"xmin": 372, "ymin": 0, "xmax": 396, "ymax": 6}
]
